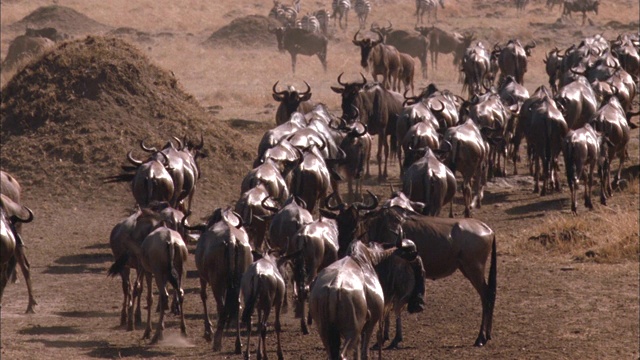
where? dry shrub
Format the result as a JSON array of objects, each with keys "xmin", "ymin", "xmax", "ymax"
[{"xmin": 527, "ymin": 210, "xmax": 639, "ymax": 263}]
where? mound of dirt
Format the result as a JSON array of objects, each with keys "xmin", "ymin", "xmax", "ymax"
[
  {"xmin": 0, "ymin": 36, "xmax": 252, "ymax": 203},
  {"xmin": 205, "ymin": 15, "xmax": 281, "ymax": 48},
  {"xmin": 9, "ymin": 5, "xmax": 111, "ymax": 36}
]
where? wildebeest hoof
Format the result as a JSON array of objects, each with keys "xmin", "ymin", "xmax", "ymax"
[
  {"xmin": 142, "ymin": 329, "xmax": 151, "ymax": 340},
  {"xmin": 385, "ymin": 340, "xmax": 401, "ymax": 350},
  {"xmin": 277, "ymin": 350, "xmax": 284, "ymax": 360},
  {"xmin": 474, "ymin": 336, "xmax": 487, "ymax": 347}
]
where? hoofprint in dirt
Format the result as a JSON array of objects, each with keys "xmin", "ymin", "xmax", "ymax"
[{"xmin": 1, "ymin": 0, "xmax": 639, "ymax": 359}]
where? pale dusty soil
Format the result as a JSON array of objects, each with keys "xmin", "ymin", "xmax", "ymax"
[{"xmin": 1, "ymin": 0, "xmax": 639, "ymax": 359}]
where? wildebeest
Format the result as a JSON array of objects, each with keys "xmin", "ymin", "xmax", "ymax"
[
  {"xmin": 399, "ymin": 120, "xmax": 441, "ymax": 172},
  {"xmin": 235, "ymin": 184, "xmax": 279, "ymax": 250},
  {"xmin": 139, "ymin": 224, "xmax": 188, "ymax": 344},
  {"xmin": 361, "ymin": 204, "xmax": 497, "ymax": 347},
  {"xmin": 562, "ymin": 0, "xmax": 600, "ymax": 26},
  {"xmin": 526, "ymin": 95, "xmax": 569, "ymax": 195},
  {"xmin": 398, "ymin": 53, "xmax": 416, "ymax": 95},
  {"xmin": 107, "ymin": 203, "xmax": 185, "ymax": 331},
  {"xmin": 0, "ymin": 172, "xmax": 37, "ymax": 314},
  {"xmin": 415, "ymin": 26, "xmax": 475, "ymax": 72},
  {"xmin": 372, "ymin": 22, "xmax": 430, "ymax": 79},
  {"xmin": 332, "ymin": 0, "xmax": 352, "ymax": 30},
  {"xmin": 185, "ymin": 208, "xmax": 253, "ymax": 353},
  {"xmin": 415, "ymin": 0, "xmax": 445, "ymax": 24},
  {"xmin": 441, "ymin": 119, "xmax": 488, "ymax": 217},
  {"xmin": 241, "ymin": 158, "xmax": 290, "ymax": 204},
  {"xmin": 554, "ymin": 76, "xmax": 598, "ymax": 129},
  {"xmin": 269, "ymin": 26, "xmax": 328, "ymax": 74},
  {"xmin": 543, "ymin": 47, "xmax": 564, "ymax": 95},
  {"xmin": 331, "ymin": 73, "xmax": 404, "ymax": 180},
  {"xmin": 264, "ymin": 196, "xmax": 314, "ymax": 253},
  {"xmin": 308, "ymin": 237, "xmax": 420, "ymax": 359},
  {"xmin": 331, "ymin": 119, "xmax": 372, "ymax": 201},
  {"xmin": 272, "ymin": 81, "xmax": 314, "ymax": 125},
  {"xmin": 0, "ymin": 198, "xmax": 33, "ymax": 311},
  {"xmin": 1, "ymin": 34, "xmax": 55, "ymax": 72},
  {"xmin": 461, "ymin": 42, "xmax": 492, "ymax": 98},
  {"xmin": 352, "ymin": 30, "xmax": 403, "ymax": 92},
  {"xmin": 402, "ymin": 146, "xmax": 456, "ymax": 217},
  {"xmin": 495, "ymin": 39, "xmax": 536, "ymax": 86},
  {"xmin": 589, "ymin": 96, "xmax": 630, "ymax": 203},
  {"xmin": 290, "ymin": 145, "xmax": 335, "ymax": 213},
  {"xmin": 240, "ymin": 251, "xmax": 286, "ymax": 360},
  {"xmin": 611, "ymin": 34, "xmax": 640, "ymax": 77},
  {"xmin": 289, "ymin": 216, "xmax": 339, "ymax": 334},
  {"xmin": 562, "ymin": 124, "xmax": 609, "ymax": 213}
]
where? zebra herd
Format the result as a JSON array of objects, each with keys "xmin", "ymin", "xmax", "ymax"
[{"xmin": 267, "ymin": 0, "xmax": 382, "ymax": 33}]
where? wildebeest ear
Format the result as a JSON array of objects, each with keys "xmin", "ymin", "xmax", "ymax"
[
  {"xmin": 330, "ymin": 86, "xmax": 344, "ymax": 94},
  {"xmin": 251, "ymin": 250, "xmax": 264, "ymax": 262},
  {"xmin": 319, "ymin": 208, "xmax": 338, "ymax": 219}
]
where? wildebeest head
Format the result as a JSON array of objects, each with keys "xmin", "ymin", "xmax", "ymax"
[
  {"xmin": 272, "ymin": 80, "xmax": 312, "ymax": 113},
  {"xmin": 369, "ymin": 21, "xmax": 393, "ymax": 39},
  {"xmin": 331, "ymin": 72, "xmax": 368, "ymax": 120},
  {"xmin": 352, "ymin": 30, "xmax": 383, "ymax": 69},
  {"xmin": 268, "ymin": 25, "xmax": 287, "ymax": 52},
  {"xmin": 319, "ymin": 190, "xmax": 378, "ymax": 257}
]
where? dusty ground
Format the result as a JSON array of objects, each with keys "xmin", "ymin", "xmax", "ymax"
[{"xmin": 1, "ymin": 0, "xmax": 639, "ymax": 359}]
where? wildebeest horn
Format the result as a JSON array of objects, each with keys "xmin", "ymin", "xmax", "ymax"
[
  {"xmin": 140, "ymin": 140, "xmax": 157, "ymax": 153},
  {"xmin": 195, "ymin": 132, "xmax": 204, "ymax": 150},
  {"xmin": 324, "ymin": 191, "xmax": 342, "ymax": 211},
  {"xmin": 347, "ymin": 105, "xmax": 360, "ymax": 121},
  {"xmin": 294, "ymin": 196, "xmax": 307, "ymax": 209},
  {"xmin": 395, "ymin": 226, "xmax": 405, "ymax": 248},
  {"xmin": 358, "ymin": 73, "xmax": 367, "ymax": 86},
  {"xmin": 353, "ymin": 30, "xmax": 363, "ymax": 44},
  {"xmin": 231, "ymin": 210, "xmax": 244, "ymax": 229},
  {"xmin": 403, "ymin": 88, "xmax": 420, "ymax": 105},
  {"xmin": 354, "ymin": 190, "xmax": 378, "ymax": 210},
  {"xmin": 127, "ymin": 150, "xmax": 143, "ymax": 166},
  {"xmin": 172, "ymin": 136, "xmax": 183, "ymax": 150},
  {"xmin": 337, "ymin": 72, "xmax": 347, "ymax": 86},
  {"xmin": 385, "ymin": 20, "xmax": 393, "ymax": 32},
  {"xmin": 158, "ymin": 151, "xmax": 170, "ymax": 167},
  {"xmin": 300, "ymin": 80, "xmax": 311, "ymax": 96},
  {"xmin": 181, "ymin": 212, "xmax": 207, "ymax": 232},
  {"xmin": 430, "ymin": 99, "xmax": 445, "ymax": 113},
  {"xmin": 351, "ymin": 122, "xmax": 367, "ymax": 137},
  {"xmin": 261, "ymin": 196, "xmax": 280, "ymax": 213},
  {"xmin": 272, "ymin": 80, "xmax": 287, "ymax": 95},
  {"xmin": 11, "ymin": 207, "xmax": 34, "ymax": 224},
  {"xmin": 570, "ymin": 67, "xmax": 586, "ymax": 76}
]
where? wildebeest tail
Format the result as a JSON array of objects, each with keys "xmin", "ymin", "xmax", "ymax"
[
  {"xmin": 223, "ymin": 242, "xmax": 241, "ymax": 327},
  {"xmin": 167, "ymin": 241, "xmax": 180, "ymax": 291},
  {"xmin": 107, "ymin": 253, "xmax": 130, "ymax": 277},
  {"xmin": 293, "ymin": 239, "xmax": 308, "ymax": 318},
  {"xmin": 487, "ymin": 234, "xmax": 497, "ymax": 314},
  {"xmin": 450, "ymin": 138, "xmax": 461, "ymax": 173},
  {"xmin": 4, "ymin": 254, "xmax": 18, "ymax": 284},
  {"xmin": 327, "ymin": 287, "xmax": 341, "ymax": 359},
  {"xmin": 563, "ymin": 137, "xmax": 575, "ymax": 187},
  {"xmin": 241, "ymin": 274, "xmax": 260, "ymax": 325}
]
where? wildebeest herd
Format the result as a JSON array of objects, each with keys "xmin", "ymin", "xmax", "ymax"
[{"xmin": 1, "ymin": 1, "xmax": 638, "ymax": 359}]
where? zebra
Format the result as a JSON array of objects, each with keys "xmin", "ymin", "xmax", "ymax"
[
  {"xmin": 269, "ymin": 0, "xmax": 300, "ymax": 27},
  {"xmin": 354, "ymin": 0, "xmax": 371, "ymax": 29},
  {"xmin": 314, "ymin": 9, "xmax": 330, "ymax": 35},
  {"xmin": 415, "ymin": 0, "xmax": 445, "ymax": 24},
  {"xmin": 297, "ymin": 14, "xmax": 321, "ymax": 33},
  {"xmin": 332, "ymin": 0, "xmax": 351, "ymax": 30},
  {"xmin": 514, "ymin": 0, "xmax": 529, "ymax": 14}
]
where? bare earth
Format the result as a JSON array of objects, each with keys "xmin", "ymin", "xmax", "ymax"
[{"xmin": 1, "ymin": 0, "xmax": 638, "ymax": 359}]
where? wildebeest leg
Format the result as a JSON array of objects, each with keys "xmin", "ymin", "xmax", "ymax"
[
  {"xmin": 371, "ymin": 313, "xmax": 390, "ymax": 350},
  {"xmin": 584, "ymin": 162, "xmax": 594, "ymax": 210},
  {"xmin": 244, "ymin": 307, "xmax": 253, "ymax": 360},
  {"xmin": 14, "ymin": 246, "xmax": 36, "ymax": 313},
  {"xmin": 142, "ymin": 272, "xmax": 153, "ymax": 340},
  {"xmin": 386, "ymin": 311, "xmax": 403, "ymax": 349},
  {"xmin": 459, "ymin": 262, "xmax": 490, "ymax": 346},
  {"xmin": 463, "ymin": 177, "xmax": 472, "ymax": 218},
  {"xmin": 119, "ymin": 267, "xmax": 131, "ymax": 327},
  {"xmin": 212, "ymin": 287, "xmax": 225, "ymax": 351},
  {"xmin": 235, "ymin": 293, "xmax": 242, "ymax": 355},
  {"xmin": 376, "ymin": 135, "xmax": 384, "ymax": 181},
  {"xmin": 290, "ymin": 52, "xmax": 297, "ymax": 74},
  {"xmin": 199, "ymin": 277, "xmax": 213, "ymax": 342},
  {"xmin": 533, "ymin": 155, "xmax": 541, "ymax": 193},
  {"xmin": 150, "ymin": 276, "xmax": 168, "ymax": 344},
  {"xmin": 260, "ymin": 306, "xmax": 272, "ymax": 360},
  {"xmin": 319, "ymin": 51, "xmax": 327, "ymax": 73},
  {"xmin": 382, "ymin": 133, "xmax": 390, "ymax": 179},
  {"xmin": 275, "ymin": 294, "xmax": 284, "ymax": 360},
  {"xmin": 129, "ymin": 268, "xmax": 143, "ymax": 330},
  {"xmin": 612, "ymin": 150, "xmax": 626, "ymax": 192}
]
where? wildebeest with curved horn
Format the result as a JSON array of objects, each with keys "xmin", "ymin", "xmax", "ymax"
[
  {"xmin": 308, "ymin": 237, "xmax": 421, "ymax": 359},
  {"xmin": 240, "ymin": 250, "xmax": 286, "ymax": 360},
  {"xmin": 0, "ymin": 197, "xmax": 33, "ymax": 311},
  {"xmin": 269, "ymin": 25, "xmax": 328, "ymax": 74},
  {"xmin": 371, "ymin": 21, "xmax": 430, "ymax": 78},
  {"xmin": 353, "ymin": 30, "xmax": 403, "ymax": 92},
  {"xmin": 361, "ymin": 204, "xmax": 497, "ymax": 347},
  {"xmin": 272, "ymin": 81, "xmax": 315, "ymax": 125},
  {"xmin": 184, "ymin": 208, "xmax": 253, "ymax": 353},
  {"xmin": 331, "ymin": 73, "xmax": 404, "ymax": 181},
  {"xmin": 415, "ymin": 26, "xmax": 475, "ymax": 72},
  {"xmin": 0, "ymin": 171, "xmax": 37, "ymax": 313},
  {"xmin": 496, "ymin": 39, "xmax": 536, "ymax": 86}
]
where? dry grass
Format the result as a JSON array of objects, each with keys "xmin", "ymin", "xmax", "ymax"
[{"xmin": 523, "ymin": 208, "xmax": 639, "ymax": 263}]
